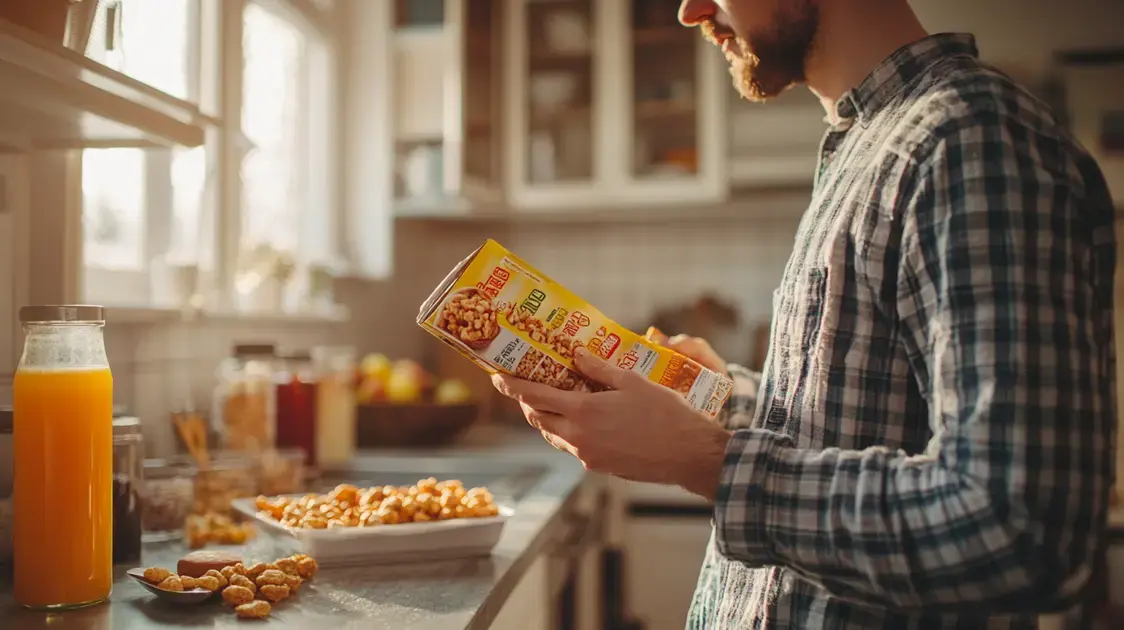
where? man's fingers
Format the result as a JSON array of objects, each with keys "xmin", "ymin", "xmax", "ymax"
[
  {"xmin": 492, "ymin": 373, "xmax": 580, "ymax": 414},
  {"xmin": 573, "ymin": 347, "xmax": 643, "ymax": 390},
  {"xmin": 539, "ymin": 429, "xmax": 577, "ymax": 456}
]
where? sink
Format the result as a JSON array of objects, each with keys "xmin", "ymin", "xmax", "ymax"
[{"xmin": 315, "ymin": 457, "xmax": 549, "ymax": 503}]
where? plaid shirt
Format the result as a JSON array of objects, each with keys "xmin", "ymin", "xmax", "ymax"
[{"xmin": 687, "ymin": 34, "xmax": 1117, "ymax": 629}]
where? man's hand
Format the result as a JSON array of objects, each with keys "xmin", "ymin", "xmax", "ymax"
[
  {"xmin": 491, "ymin": 347, "xmax": 732, "ymax": 499},
  {"xmin": 646, "ymin": 329, "xmax": 729, "ymax": 377}
]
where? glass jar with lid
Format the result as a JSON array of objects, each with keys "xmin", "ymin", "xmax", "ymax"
[
  {"xmin": 112, "ymin": 416, "xmax": 144, "ymax": 565},
  {"xmin": 141, "ymin": 457, "xmax": 196, "ymax": 542},
  {"xmin": 13, "ymin": 305, "xmax": 113, "ymax": 609},
  {"xmin": 213, "ymin": 343, "xmax": 276, "ymax": 454},
  {"xmin": 274, "ymin": 352, "xmax": 317, "ymax": 468},
  {"xmin": 0, "ymin": 405, "xmax": 12, "ymax": 571},
  {"xmin": 312, "ymin": 346, "xmax": 357, "ymax": 468}
]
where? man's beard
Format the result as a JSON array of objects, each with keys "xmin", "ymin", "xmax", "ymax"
[{"xmin": 701, "ymin": 2, "xmax": 819, "ymax": 101}]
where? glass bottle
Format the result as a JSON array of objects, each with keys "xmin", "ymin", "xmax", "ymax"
[
  {"xmin": 274, "ymin": 352, "xmax": 317, "ymax": 468},
  {"xmin": 313, "ymin": 346, "xmax": 357, "ymax": 468},
  {"xmin": 13, "ymin": 305, "xmax": 113, "ymax": 609},
  {"xmin": 112, "ymin": 416, "xmax": 144, "ymax": 565}
]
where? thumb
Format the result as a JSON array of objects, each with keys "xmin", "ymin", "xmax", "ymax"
[{"xmin": 573, "ymin": 347, "xmax": 642, "ymax": 390}]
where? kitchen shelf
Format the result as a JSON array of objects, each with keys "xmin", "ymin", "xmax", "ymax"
[
  {"xmin": 0, "ymin": 19, "xmax": 215, "ymax": 151},
  {"xmin": 393, "ymin": 187, "xmax": 812, "ymax": 223}
]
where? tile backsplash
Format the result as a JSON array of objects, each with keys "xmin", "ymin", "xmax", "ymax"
[{"xmin": 104, "ymin": 213, "xmax": 800, "ymax": 458}]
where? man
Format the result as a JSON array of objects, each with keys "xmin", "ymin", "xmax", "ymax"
[{"xmin": 493, "ymin": 0, "xmax": 1117, "ymax": 627}]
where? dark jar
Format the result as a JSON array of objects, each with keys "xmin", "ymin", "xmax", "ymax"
[{"xmin": 112, "ymin": 417, "xmax": 144, "ymax": 565}]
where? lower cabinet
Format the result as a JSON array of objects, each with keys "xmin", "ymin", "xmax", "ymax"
[
  {"xmin": 623, "ymin": 506, "xmax": 714, "ymax": 630},
  {"xmin": 490, "ymin": 554, "xmax": 551, "ymax": 630}
]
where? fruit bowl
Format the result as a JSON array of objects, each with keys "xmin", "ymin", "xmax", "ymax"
[{"xmin": 355, "ymin": 402, "xmax": 480, "ymax": 448}]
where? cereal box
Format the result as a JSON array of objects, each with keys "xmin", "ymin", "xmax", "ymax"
[{"xmin": 416, "ymin": 239, "xmax": 734, "ymax": 419}]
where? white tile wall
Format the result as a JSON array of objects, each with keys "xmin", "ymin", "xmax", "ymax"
[{"xmin": 104, "ymin": 216, "xmax": 801, "ymax": 457}]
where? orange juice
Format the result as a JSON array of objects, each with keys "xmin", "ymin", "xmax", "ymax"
[{"xmin": 13, "ymin": 368, "xmax": 114, "ymax": 609}]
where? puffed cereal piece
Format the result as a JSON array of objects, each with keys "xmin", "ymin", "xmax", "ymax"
[
  {"xmin": 179, "ymin": 575, "xmax": 198, "ymax": 590},
  {"xmin": 244, "ymin": 562, "xmax": 268, "ymax": 579},
  {"xmin": 283, "ymin": 573, "xmax": 303, "ymax": 591},
  {"xmin": 204, "ymin": 569, "xmax": 228, "ymax": 589},
  {"xmin": 229, "ymin": 573, "xmax": 256, "ymax": 593},
  {"xmin": 221, "ymin": 584, "xmax": 255, "ymax": 606},
  {"xmin": 143, "ymin": 567, "xmax": 171, "ymax": 584},
  {"xmin": 274, "ymin": 557, "xmax": 298, "ymax": 575},
  {"xmin": 259, "ymin": 583, "xmax": 290, "ymax": 603},
  {"xmin": 157, "ymin": 576, "xmax": 184, "ymax": 592},
  {"xmin": 196, "ymin": 575, "xmax": 221, "ymax": 592},
  {"xmin": 256, "ymin": 569, "xmax": 287, "ymax": 587},
  {"xmin": 235, "ymin": 599, "xmax": 271, "ymax": 619},
  {"xmin": 296, "ymin": 556, "xmax": 318, "ymax": 579}
]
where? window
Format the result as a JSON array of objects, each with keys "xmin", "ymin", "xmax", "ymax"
[
  {"xmin": 81, "ymin": 0, "xmax": 203, "ymax": 305},
  {"xmin": 241, "ymin": 2, "xmax": 337, "ymax": 265},
  {"xmin": 79, "ymin": 0, "xmax": 341, "ymax": 313}
]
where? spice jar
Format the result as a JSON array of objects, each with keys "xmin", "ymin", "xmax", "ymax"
[
  {"xmin": 112, "ymin": 417, "xmax": 144, "ymax": 565},
  {"xmin": 141, "ymin": 458, "xmax": 196, "ymax": 542},
  {"xmin": 313, "ymin": 346, "xmax": 357, "ymax": 468},
  {"xmin": 213, "ymin": 344, "xmax": 276, "ymax": 454},
  {"xmin": 274, "ymin": 352, "xmax": 317, "ymax": 467}
]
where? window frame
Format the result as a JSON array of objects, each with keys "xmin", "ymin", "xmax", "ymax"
[{"xmin": 79, "ymin": 0, "xmax": 345, "ymax": 314}]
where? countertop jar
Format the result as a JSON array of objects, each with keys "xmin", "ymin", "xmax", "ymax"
[
  {"xmin": 192, "ymin": 451, "xmax": 258, "ymax": 516},
  {"xmin": 112, "ymin": 417, "xmax": 144, "ymax": 565},
  {"xmin": 274, "ymin": 352, "xmax": 317, "ymax": 468},
  {"xmin": 313, "ymin": 346, "xmax": 357, "ymax": 468},
  {"xmin": 0, "ymin": 406, "xmax": 12, "ymax": 570},
  {"xmin": 14, "ymin": 304, "xmax": 113, "ymax": 609},
  {"xmin": 140, "ymin": 457, "xmax": 196, "ymax": 542},
  {"xmin": 213, "ymin": 344, "xmax": 277, "ymax": 454}
]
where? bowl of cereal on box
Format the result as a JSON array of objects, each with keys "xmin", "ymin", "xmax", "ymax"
[{"xmin": 436, "ymin": 287, "xmax": 500, "ymax": 350}]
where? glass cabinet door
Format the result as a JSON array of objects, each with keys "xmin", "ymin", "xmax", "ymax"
[
  {"xmin": 629, "ymin": 0, "xmax": 700, "ymax": 180},
  {"xmin": 461, "ymin": 0, "xmax": 502, "ymax": 195},
  {"xmin": 520, "ymin": 0, "xmax": 596, "ymax": 186}
]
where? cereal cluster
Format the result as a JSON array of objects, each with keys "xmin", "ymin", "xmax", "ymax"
[
  {"xmin": 255, "ymin": 478, "xmax": 499, "ymax": 529},
  {"xmin": 142, "ymin": 553, "xmax": 318, "ymax": 620},
  {"xmin": 438, "ymin": 289, "xmax": 500, "ymax": 348},
  {"xmin": 185, "ymin": 512, "xmax": 256, "ymax": 549}
]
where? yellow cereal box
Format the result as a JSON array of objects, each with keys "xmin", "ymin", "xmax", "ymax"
[{"xmin": 416, "ymin": 239, "xmax": 734, "ymax": 418}]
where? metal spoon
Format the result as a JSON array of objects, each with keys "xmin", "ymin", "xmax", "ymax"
[{"xmin": 126, "ymin": 568, "xmax": 218, "ymax": 604}]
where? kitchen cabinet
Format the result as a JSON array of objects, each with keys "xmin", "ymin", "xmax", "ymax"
[
  {"xmin": 490, "ymin": 554, "xmax": 551, "ymax": 630},
  {"xmin": 623, "ymin": 505, "xmax": 713, "ymax": 630},
  {"xmin": 389, "ymin": 0, "xmax": 729, "ymax": 215},
  {"xmin": 501, "ymin": 0, "xmax": 725, "ymax": 210}
]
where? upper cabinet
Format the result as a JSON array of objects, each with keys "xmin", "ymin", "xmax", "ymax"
[
  {"xmin": 501, "ymin": 0, "xmax": 725, "ymax": 210},
  {"xmin": 387, "ymin": 0, "xmax": 818, "ymax": 216}
]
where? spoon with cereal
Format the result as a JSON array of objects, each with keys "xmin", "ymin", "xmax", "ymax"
[{"xmin": 126, "ymin": 566, "xmax": 221, "ymax": 604}]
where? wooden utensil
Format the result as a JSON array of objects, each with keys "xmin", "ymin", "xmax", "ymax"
[{"xmin": 173, "ymin": 411, "xmax": 211, "ymax": 470}]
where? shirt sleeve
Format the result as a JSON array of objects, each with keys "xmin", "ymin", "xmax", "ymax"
[
  {"xmin": 712, "ymin": 106, "xmax": 1117, "ymax": 612},
  {"xmin": 719, "ymin": 364, "xmax": 761, "ymax": 430}
]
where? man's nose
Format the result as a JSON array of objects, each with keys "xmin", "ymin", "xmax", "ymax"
[{"xmin": 678, "ymin": 0, "xmax": 717, "ymax": 26}]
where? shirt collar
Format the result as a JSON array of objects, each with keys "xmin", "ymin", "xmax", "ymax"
[{"xmin": 831, "ymin": 33, "xmax": 979, "ymax": 128}]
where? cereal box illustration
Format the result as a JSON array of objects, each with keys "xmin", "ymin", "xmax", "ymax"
[{"xmin": 416, "ymin": 239, "xmax": 734, "ymax": 419}]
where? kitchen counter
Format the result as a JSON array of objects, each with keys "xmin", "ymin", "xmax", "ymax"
[{"xmin": 0, "ymin": 426, "xmax": 594, "ymax": 630}]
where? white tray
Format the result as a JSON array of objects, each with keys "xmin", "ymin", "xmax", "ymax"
[{"xmin": 231, "ymin": 496, "xmax": 513, "ymax": 566}]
